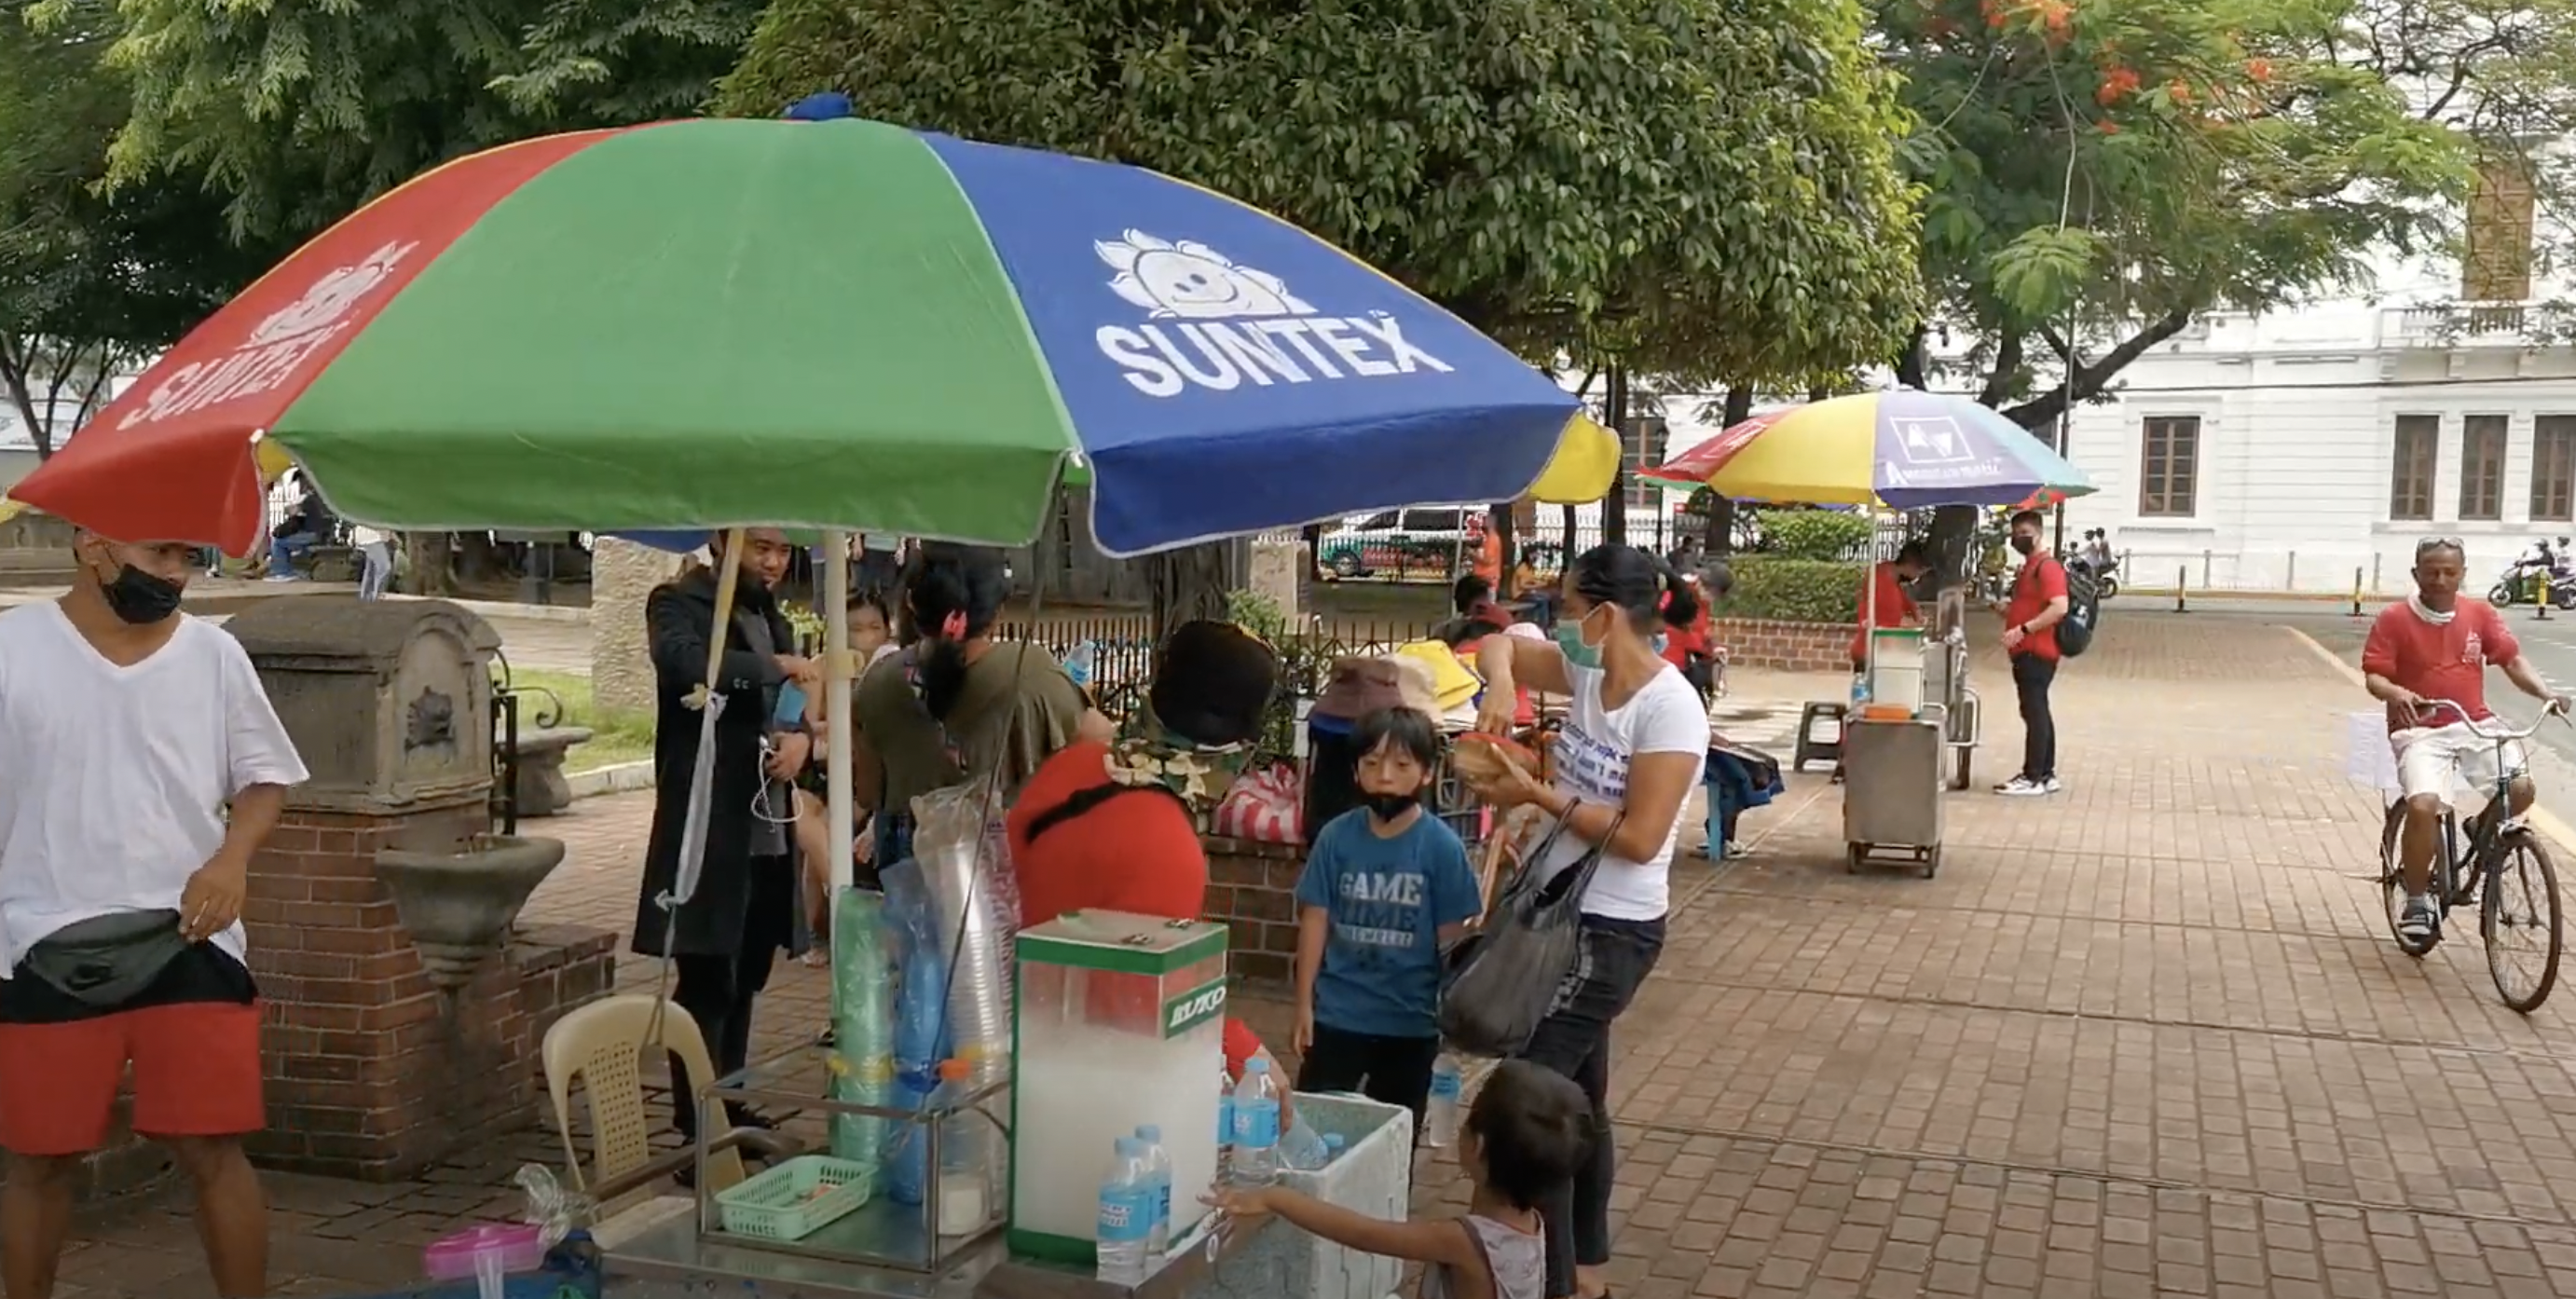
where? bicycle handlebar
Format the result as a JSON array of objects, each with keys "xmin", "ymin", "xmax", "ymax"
[{"xmin": 2412, "ymin": 696, "xmax": 2568, "ymax": 740}]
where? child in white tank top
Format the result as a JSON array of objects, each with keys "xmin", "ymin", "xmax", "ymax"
[{"xmin": 1211, "ymin": 1060, "xmax": 1586, "ymax": 1299}]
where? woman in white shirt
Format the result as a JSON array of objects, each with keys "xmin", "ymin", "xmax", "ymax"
[{"xmin": 1474, "ymin": 543, "xmax": 1707, "ymax": 1299}]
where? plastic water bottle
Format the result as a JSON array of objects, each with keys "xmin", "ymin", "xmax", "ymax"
[
  {"xmin": 1426, "ymin": 1055, "xmax": 1464, "ymax": 1147},
  {"xmin": 1132, "ymin": 1125, "xmax": 1172, "ymax": 1261},
  {"xmin": 1216, "ymin": 1064, "xmax": 1237, "ymax": 1169},
  {"xmin": 1063, "ymin": 641, "xmax": 1098, "ymax": 689},
  {"xmin": 1322, "ymin": 1134, "xmax": 1346, "ymax": 1161},
  {"xmin": 1849, "ymin": 671, "xmax": 1871, "ymax": 708},
  {"xmin": 1229, "ymin": 1059, "xmax": 1282, "ymax": 1185},
  {"xmin": 1095, "ymin": 1137, "xmax": 1156, "ymax": 1285},
  {"xmin": 1278, "ymin": 1115, "xmax": 1330, "ymax": 1171}
]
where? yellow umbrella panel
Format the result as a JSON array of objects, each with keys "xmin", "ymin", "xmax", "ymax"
[{"xmin": 1523, "ymin": 414, "xmax": 1622, "ymax": 505}]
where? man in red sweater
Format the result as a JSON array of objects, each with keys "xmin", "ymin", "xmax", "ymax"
[
  {"xmin": 1997, "ymin": 510, "xmax": 2071, "ymax": 796},
  {"xmin": 2362, "ymin": 538, "xmax": 2567, "ymax": 950},
  {"xmin": 1849, "ymin": 541, "xmax": 1930, "ymax": 672}
]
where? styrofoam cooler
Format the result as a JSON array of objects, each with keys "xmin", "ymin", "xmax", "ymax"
[
  {"xmin": 1186, "ymin": 1094, "xmax": 1413, "ymax": 1299},
  {"xmin": 2347, "ymin": 710, "xmax": 2401, "ymax": 796}
]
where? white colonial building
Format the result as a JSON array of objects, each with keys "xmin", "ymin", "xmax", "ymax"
[
  {"xmin": 2055, "ymin": 299, "xmax": 2576, "ymax": 596},
  {"xmin": 2055, "ymin": 156, "xmax": 2575, "ymax": 596}
]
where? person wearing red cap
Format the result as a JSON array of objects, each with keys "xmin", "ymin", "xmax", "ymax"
[{"xmin": 1004, "ymin": 621, "xmax": 1287, "ymax": 1083}]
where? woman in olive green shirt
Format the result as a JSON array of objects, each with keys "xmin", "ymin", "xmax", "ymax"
[{"xmin": 849, "ymin": 543, "xmax": 1108, "ymax": 868}]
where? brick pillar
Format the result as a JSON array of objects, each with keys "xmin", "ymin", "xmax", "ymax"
[
  {"xmin": 592, "ymin": 537, "xmax": 682, "ymax": 715},
  {"xmin": 226, "ymin": 598, "xmax": 621, "ymax": 1180},
  {"xmin": 1199, "ymin": 836, "xmax": 1304, "ymax": 985},
  {"xmin": 245, "ymin": 802, "xmax": 616, "ymax": 1177}
]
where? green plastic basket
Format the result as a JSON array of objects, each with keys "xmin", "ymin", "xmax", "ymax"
[{"xmin": 713, "ymin": 1155, "xmax": 872, "ymax": 1241}]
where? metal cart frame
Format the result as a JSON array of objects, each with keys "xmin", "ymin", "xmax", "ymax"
[{"xmin": 1927, "ymin": 589, "xmax": 1982, "ymax": 791}]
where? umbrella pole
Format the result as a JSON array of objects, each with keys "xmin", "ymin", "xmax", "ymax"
[
  {"xmin": 823, "ymin": 534, "xmax": 853, "ymax": 1024},
  {"xmin": 824, "ymin": 536, "xmax": 855, "ymax": 893},
  {"xmin": 1864, "ymin": 508, "xmax": 1880, "ymax": 690},
  {"xmin": 669, "ymin": 527, "xmax": 747, "ymax": 910},
  {"xmin": 652, "ymin": 526, "xmax": 744, "ymax": 1128}
]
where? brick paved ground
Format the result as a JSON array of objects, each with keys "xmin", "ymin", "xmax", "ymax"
[{"xmin": 44, "ymin": 613, "xmax": 2576, "ymax": 1298}]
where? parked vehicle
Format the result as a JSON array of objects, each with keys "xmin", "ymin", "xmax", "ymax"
[{"xmin": 1316, "ymin": 507, "xmax": 1477, "ymax": 580}]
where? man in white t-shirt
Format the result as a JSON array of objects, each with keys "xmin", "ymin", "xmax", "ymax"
[{"xmin": 0, "ymin": 530, "xmax": 308, "ymax": 1299}]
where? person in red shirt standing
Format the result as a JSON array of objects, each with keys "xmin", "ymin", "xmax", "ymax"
[
  {"xmin": 2362, "ymin": 538, "xmax": 2568, "ymax": 950},
  {"xmin": 1849, "ymin": 541, "xmax": 1930, "ymax": 672},
  {"xmin": 1997, "ymin": 510, "xmax": 2071, "ymax": 796}
]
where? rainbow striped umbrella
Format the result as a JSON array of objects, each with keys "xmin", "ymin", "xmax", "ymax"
[
  {"xmin": 1644, "ymin": 390, "xmax": 2093, "ymax": 509},
  {"xmin": 9, "ymin": 116, "xmax": 1579, "ymax": 556}
]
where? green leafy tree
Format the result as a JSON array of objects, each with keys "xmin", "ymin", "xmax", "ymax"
[
  {"xmin": 68, "ymin": 0, "xmax": 759, "ymax": 245},
  {"xmin": 1883, "ymin": 0, "xmax": 2463, "ymax": 430},
  {"xmin": 1873, "ymin": 0, "xmax": 2466, "ymax": 575},
  {"xmin": 720, "ymin": 0, "xmax": 1924, "ymax": 624},
  {"xmin": 0, "ymin": 0, "xmax": 271, "ymax": 457}
]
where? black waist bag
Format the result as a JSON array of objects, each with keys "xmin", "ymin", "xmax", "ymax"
[{"xmin": 20, "ymin": 909, "xmax": 191, "ymax": 1008}]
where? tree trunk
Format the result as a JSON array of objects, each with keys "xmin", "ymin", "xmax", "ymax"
[
  {"xmin": 1927, "ymin": 506, "xmax": 1978, "ymax": 591},
  {"xmin": 1706, "ymin": 388, "xmax": 1754, "ymax": 554},
  {"xmin": 404, "ymin": 532, "xmax": 457, "ymax": 596},
  {"xmin": 454, "ymin": 532, "xmax": 502, "ymax": 582},
  {"xmin": 1602, "ymin": 365, "xmax": 1629, "ymax": 549},
  {"xmin": 1558, "ymin": 503, "xmax": 1577, "ymax": 557},
  {"xmin": 1300, "ymin": 524, "xmax": 1324, "ymax": 582},
  {"xmin": 1146, "ymin": 542, "xmax": 1232, "ymax": 641}
]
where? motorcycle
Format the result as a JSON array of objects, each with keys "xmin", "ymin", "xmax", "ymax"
[
  {"xmin": 2068, "ymin": 528, "xmax": 2122, "ymax": 599},
  {"xmin": 2488, "ymin": 539, "xmax": 2576, "ymax": 608}
]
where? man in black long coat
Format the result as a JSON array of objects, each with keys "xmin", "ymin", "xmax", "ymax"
[{"xmin": 630, "ymin": 528, "xmax": 816, "ymax": 1140}]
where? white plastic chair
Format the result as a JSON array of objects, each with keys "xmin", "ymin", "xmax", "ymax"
[{"xmin": 541, "ymin": 994, "xmax": 748, "ymax": 1241}]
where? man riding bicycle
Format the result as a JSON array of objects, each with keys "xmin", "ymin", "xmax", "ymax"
[{"xmin": 2363, "ymin": 537, "xmax": 2569, "ymax": 950}]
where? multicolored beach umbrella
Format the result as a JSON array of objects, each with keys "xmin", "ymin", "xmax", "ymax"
[
  {"xmin": 9, "ymin": 116, "xmax": 1580, "ymax": 556},
  {"xmin": 1642, "ymin": 390, "xmax": 2094, "ymax": 509}
]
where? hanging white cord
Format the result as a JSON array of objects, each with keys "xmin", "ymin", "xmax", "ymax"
[{"xmin": 648, "ymin": 527, "xmax": 747, "ymax": 1139}]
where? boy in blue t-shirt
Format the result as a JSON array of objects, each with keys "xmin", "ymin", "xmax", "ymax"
[{"xmin": 1293, "ymin": 705, "xmax": 1485, "ymax": 1126}]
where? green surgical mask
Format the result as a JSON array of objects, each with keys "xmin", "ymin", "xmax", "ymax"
[{"xmin": 1554, "ymin": 609, "xmax": 1606, "ymax": 670}]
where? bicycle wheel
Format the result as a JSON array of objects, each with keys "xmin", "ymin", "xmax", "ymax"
[
  {"xmin": 2483, "ymin": 832, "xmax": 2564, "ymax": 1013},
  {"xmin": 2381, "ymin": 800, "xmax": 2428, "ymax": 956}
]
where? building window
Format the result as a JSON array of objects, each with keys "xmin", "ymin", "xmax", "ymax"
[
  {"xmin": 2536, "ymin": 416, "xmax": 2576, "ymax": 522},
  {"xmin": 2465, "ymin": 154, "xmax": 2537, "ymax": 304},
  {"xmin": 2390, "ymin": 415, "xmax": 2439, "ymax": 521},
  {"xmin": 2138, "ymin": 416, "xmax": 2199, "ymax": 517},
  {"xmin": 1620, "ymin": 415, "xmax": 1669, "ymax": 511},
  {"xmin": 2460, "ymin": 415, "xmax": 2508, "ymax": 521}
]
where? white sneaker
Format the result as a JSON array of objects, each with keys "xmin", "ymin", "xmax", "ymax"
[
  {"xmin": 1995, "ymin": 777, "xmax": 2048, "ymax": 797},
  {"xmin": 2038, "ymin": 776, "xmax": 2064, "ymax": 795}
]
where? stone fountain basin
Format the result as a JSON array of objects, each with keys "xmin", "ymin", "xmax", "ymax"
[{"xmin": 375, "ymin": 835, "xmax": 567, "ymax": 991}]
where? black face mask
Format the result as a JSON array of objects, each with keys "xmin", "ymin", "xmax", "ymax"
[
  {"xmin": 1363, "ymin": 792, "xmax": 1422, "ymax": 821},
  {"xmin": 102, "ymin": 565, "xmax": 184, "ymax": 625},
  {"xmin": 2009, "ymin": 535, "xmax": 2037, "ymax": 557}
]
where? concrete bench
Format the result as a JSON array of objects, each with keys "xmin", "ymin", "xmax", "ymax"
[
  {"xmin": 303, "ymin": 543, "xmax": 359, "ymax": 582},
  {"xmin": 503, "ymin": 726, "xmax": 594, "ymax": 817}
]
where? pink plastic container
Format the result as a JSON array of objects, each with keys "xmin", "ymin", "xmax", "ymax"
[{"xmin": 422, "ymin": 1224, "xmax": 546, "ymax": 1279}]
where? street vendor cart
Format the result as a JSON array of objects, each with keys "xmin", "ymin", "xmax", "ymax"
[
  {"xmin": 9, "ymin": 103, "xmax": 1638, "ymax": 1299},
  {"xmin": 1640, "ymin": 389, "xmax": 2097, "ymax": 878}
]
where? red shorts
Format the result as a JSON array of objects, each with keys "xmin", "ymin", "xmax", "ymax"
[{"xmin": 0, "ymin": 999, "xmax": 265, "ymax": 1156}]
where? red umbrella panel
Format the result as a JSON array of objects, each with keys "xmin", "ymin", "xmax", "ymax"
[{"xmin": 1636, "ymin": 413, "xmax": 1781, "ymax": 486}]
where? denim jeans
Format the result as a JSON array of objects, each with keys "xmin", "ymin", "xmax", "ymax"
[
  {"xmin": 1516, "ymin": 915, "xmax": 1665, "ymax": 1299},
  {"xmin": 267, "ymin": 530, "xmax": 316, "ymax": 577},
  {"xmin": 358, "ymin": 541, "xmax": 393, "ymax": 600}
]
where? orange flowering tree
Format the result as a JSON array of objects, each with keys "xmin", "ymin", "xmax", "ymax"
[{"xmin": 1876, "ymin": 0, "xmax": 2464, "ymax": 426}]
